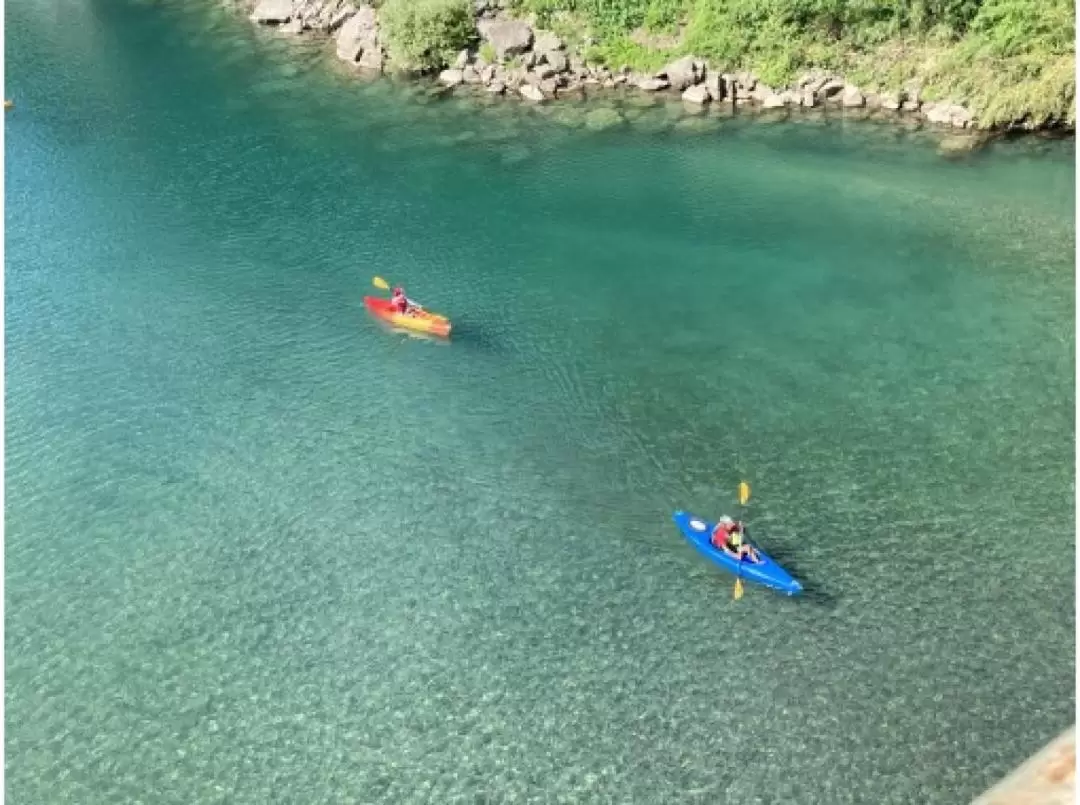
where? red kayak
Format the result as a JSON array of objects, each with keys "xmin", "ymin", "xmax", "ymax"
[{"xmin": 363, "ymin": 296, "xmax": 451, "ymax": 338}]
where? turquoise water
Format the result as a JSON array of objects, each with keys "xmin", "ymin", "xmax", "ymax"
[{"xmin": 5, "ymin": 1, "xmax": 1075, "ymax": 802}]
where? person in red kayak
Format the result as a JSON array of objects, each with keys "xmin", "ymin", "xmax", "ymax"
[
  {"xmin": 390, "ymin": 286, "xmax": 411, "ymax": 315},
  {"xmin": 711, "ymin": 516, "xmax": 760, "ymax": 562}
]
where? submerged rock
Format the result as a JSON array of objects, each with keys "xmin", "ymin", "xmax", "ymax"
[{"xmin": 584, "ymin": 106, "xmax": 624, "ymax": 130}]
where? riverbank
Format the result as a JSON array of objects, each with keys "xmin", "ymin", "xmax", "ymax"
[{"xmin": 235, "ymin": 0, "xmax": 1074, "ymax": 140}]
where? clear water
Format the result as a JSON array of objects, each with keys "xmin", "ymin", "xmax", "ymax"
[{"xmin": 5, "ymin": 1, "xmax": 1075, "ymax": 802}]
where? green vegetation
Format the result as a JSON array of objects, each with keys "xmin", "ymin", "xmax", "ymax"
[
  {"xmin": 380, "ymin": 0, "xmax": 476, "ymax": 72},
  {"xmin": 507, "ymin": 0, "xmax": 1075, "ymax": 127}
]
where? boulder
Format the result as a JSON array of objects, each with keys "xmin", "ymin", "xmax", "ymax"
[
  {"xmin": 901, "ymin": 99, "xmax": 921, "ymax": 112},
  {"xmin": 923, "ymin": 102, "xmax": 973, "ymax": 128},
  {"xmin": 335, "ymin": 6, "xmax": 381, "ymax": 69},
  {"xmin": 480, "ymin": 64, "xmax": 496, "ymax": 83},
  {"xmin": 533, "ymin": 31, "xmax": 564, "ymax": 57},
  {"xmin": 734, "ymin": 71, "xmax": 757, "ymax": 91},
  {"xmin": 880, "ymin": 92, "xmax": 902, "ymax": 110},
  {"xmin": 543, "ymin": 50, "xmax": 569, "ymax": 73},
  {"xmin": 681, "ymin": 84, "xmax": 711, "ymax": 105},
  {"xmin": 658, "ymin": 55, "xmax": 702, "ymax": 91},
  {"xmin": 280, "ymin": 17, "xmax": 303, "ymax": 34},
  {"xmin": 817, "ymin": 79, "xmax": 845, "ymax": 102},
  {"xmin": 799, "ymin": 90, "xmax": 817, "ymax": 107},
  {"xmin": 438, "ymin": 69, "xmax": 464, "ymax": 87},
  {"xmin": 533, "ymin": 65, "xmax": 557, "ymax": 81},
  {"xmin": 250, "ymin": 0, "xmax": 293, "ymax": 23},
  {"xmin": 480, "ymin": 19, "xmax": 533, "ymax": 60},
  {"xmin": 704, "ymin": 72, "xmax": 724, "ymax": 101},
  {"xmin": 761, "ymin": 92, "xmax": 786, "ymax": 109},
  {"xmin": 841, "ymin": 85, "xmax": 865, "ymax": 108},
  {"xmin": 327, "ymin": 5, "xmax": 355, "ymax": 33},
  {"xmin": 750, "ymin": 83, "xmax": 775, "ymax": 102},
  {"xmin": 636, "ymin": 76, "xmax": 670, "ymax": 92},
  {"xmin": 519, "ymin": 83, "xmax": 545, "ymax": 102},
  {"xmin": 485, "ymin": 81, "xmax": 506, "ymax": 94},
  {"xmin": 463, "ymin": 65, "xmax": 483, "ymax": 84},
  {"xmin": 453, "ymin": 50, "xmax": 469, "ymax": 70},
  {"xmin": 538, "ymin": 77, "xmax": 559, "ymax": 95}
]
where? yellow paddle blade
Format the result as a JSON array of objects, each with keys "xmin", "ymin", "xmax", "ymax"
[
  {"xmin": 373, "ymin": 276, "xmax": 390, "ymax": 290},
  {"xmin": 734, "ymin": 578, "xmax": 744, "ymax": 600},
  {"xmin": 738, "ymin": 481, "xmax": 750, "ymax": 506}
]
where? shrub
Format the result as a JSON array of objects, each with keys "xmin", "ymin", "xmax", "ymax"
[{"xmin": 380, "ymin": 0, "xmax": 476, "ymax": 72}]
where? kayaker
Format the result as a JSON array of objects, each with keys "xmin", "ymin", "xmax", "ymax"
[
  {"xmin": 712, "ymin": 517, "xmax": 759, "ymax": 562},
  {"xmin": 390, "ymin": 286, "xmax": 411, "ymax": 315}
]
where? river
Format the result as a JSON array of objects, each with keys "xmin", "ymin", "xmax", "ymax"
[{"xmin": 5, "ymin": 1, "xmax": 1075, "ymax": 802}]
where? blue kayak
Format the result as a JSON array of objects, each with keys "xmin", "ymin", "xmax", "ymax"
[{"xmin": 673, "ymin": 510, "xmax": 802, "ymax": 596}]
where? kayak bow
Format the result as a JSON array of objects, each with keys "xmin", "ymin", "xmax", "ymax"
[
  {"xmin": 363, "ymin": 296, "xmax": 451, "ymax": 338},
  {"xmin": 672, "ymin": 510, "xmax": 802, "ymax": 596}
]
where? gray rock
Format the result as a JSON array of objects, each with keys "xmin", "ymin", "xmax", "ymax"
[
  {"xmin": 761, "ymin": 92, "xmax": 786, "ymax": 109},
  {"xmin": 841, "ymin": 85, "xmax": 865, "ymax": 107},
  {"xmin": 533, "ymin": 65, "xmax": 557, "ymax": 81},
  {"xmin": 480, "ymin": 19, "xmax": 533, "ymax": 60},
  {"xmin": 538, "ymin": 77, "xmax": 559, "ymax": 94},
  {"xmin": 817, "ymin": 79, "xmax": 845, "ymax": 102},
  {"xmin": 463, "ymin": 65, "xmax": 482, "ymax": 84},
  {"xmin": 799, "ymin": 90, "xmax": 817, "ymax": 107},
  {"xmin": 803, "ymin": 74, "xmax": 829, "ymax": 95},
  {"xmin": 280, "ymin": 17, "xmax": 304, "ymax": 34},
  {"xmin": 453, "ymin": 49, "xmax": 469, "ymax": 70},
  {"xmin": 522, "ymin": 51, "xmax": 537, "ymax": 68},
  {"xmin": 735, "ymin": 71, "xmax": 757, "ymax": 91},
  {"xmin": 480, "ymin": 64, "xmax": 496, "ymax": 83},
  {"xmin": 901, "ymin": 99, "xmax": 921, "ymax": 112},
  {"xmin": 335, "ymin": 6, "xmax": 380, "ymax": 67},
  {"xmin": 923, "ymin": 102, "xmax": 973, "ymax": 128},
  {"xmin": 250, "ymin": 0, "xmax": 293, "ymax": 23},
  {"xmin": 533, "ymin": 31, "xmax": 564, "ymax": 57},
  {"xmin": 485, "ymin": 81, "xmax": 506, "ymax": 94},
  {"xmin": 750, "ymin": 83, "xmax": 775, "ymax": 102},
  {"xmin": 659, "ymin": 55, "xmax": 702, "ymax": 91},
  {"xmin": 880, "ymin": 92, "xmax": 902, "ymax": 110},
  {"xmin": 438, "ymin": 69, "xmax": 464, "ymax": 87},
  {"xmin": 327, "ymin": 5, "xmax": 355, "ymax": 33},
  {"xmin": 704, "ymin": 72, "xmax": 724, "ymax": 101},
  {"xmin": 637, "ymin": 76, "xmax": 670, "ymax": 92},
  {"xmin": 544, "ymin": 50, "xmax": 569, "ymax": 73},
  {"xmin": 519, "ymin": 83, "xmax": 545, "ymax": 102},
  {"xmin": 681, "ymin": 84, "xmax": 711, "ymax": 105}
]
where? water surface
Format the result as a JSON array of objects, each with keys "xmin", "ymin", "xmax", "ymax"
[{"xmin": 6, "ymin": 1, "xmax": 1075, "ymax": 802}]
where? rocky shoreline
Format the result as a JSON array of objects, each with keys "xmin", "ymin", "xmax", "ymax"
[{"xmin": 240, "ymin": 0, "xmax": 1047, "ymax": 139}]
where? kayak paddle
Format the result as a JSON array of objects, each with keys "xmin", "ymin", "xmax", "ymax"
[{"xmin": 733, "ymin": 481, "xmax": 751, "ymax": 600}]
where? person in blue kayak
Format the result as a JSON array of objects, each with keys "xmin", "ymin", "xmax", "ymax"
[{"xmin": 712, "ymin": 516, "xmax": 760, "ymax": 562}]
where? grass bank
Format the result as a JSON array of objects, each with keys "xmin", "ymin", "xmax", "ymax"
[{"xmin": 500, "ymin": 0, "xmax": 1075, "ymax": 128}]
